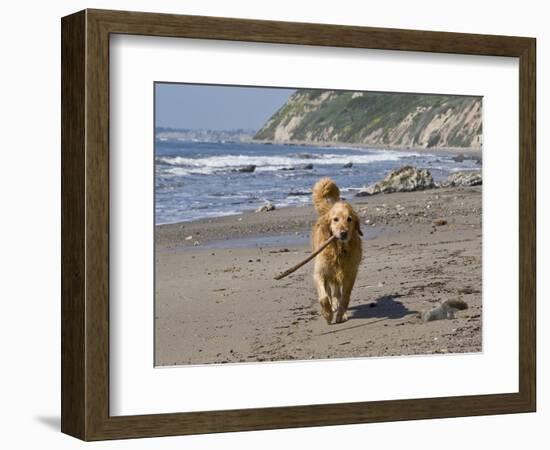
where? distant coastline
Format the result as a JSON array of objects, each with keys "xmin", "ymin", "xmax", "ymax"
[
  {"xmin": 251, "ymin": 138, "xmax": 482, "ymax": 157},
  {"xmin": 155, "ymin": 130, "xmax": 482, "ymax": 157},
  {"xmin": 254, "ymin": 89, "xmax": 482, "ymax": 151}
]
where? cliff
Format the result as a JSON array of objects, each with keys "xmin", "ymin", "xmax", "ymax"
[{"xmin": 254, "ymin": 89, "xmax": 482, "ymax": 149}]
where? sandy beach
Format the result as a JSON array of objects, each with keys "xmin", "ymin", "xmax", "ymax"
[{"xmin": 155, "ymin": 186, "xmax": 482, "ymax": 366}]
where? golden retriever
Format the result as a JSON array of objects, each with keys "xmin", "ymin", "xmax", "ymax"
[{"xmin": 311, "ymin": 178, "xmax": 363, "ymax": 324}]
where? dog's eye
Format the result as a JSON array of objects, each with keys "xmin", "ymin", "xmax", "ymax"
[
  {"xmin": 347, "ymin": 217, "xmax": 352, "ymax": 222},
  {"xmin": 333, "ymin": 217, "xmax": 339, "ymax": 222}
]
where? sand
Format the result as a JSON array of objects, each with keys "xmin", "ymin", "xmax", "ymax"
[{"xmin": 155, "ymin": 186, "xmax": 482, "ymax": 366}]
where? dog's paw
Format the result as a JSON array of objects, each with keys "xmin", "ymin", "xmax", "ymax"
[
  {"xmin": 319, "ymin": 297, "xmax": 333, "ymax": 324},
  {"xmin": 334, "ymin": 311, "xmax": 348, "ymax": 324},
  {"xmin": 321, "ymin": 308, "xmax": 333, "ymax": 325}
]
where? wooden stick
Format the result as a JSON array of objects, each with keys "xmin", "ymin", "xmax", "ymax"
[{"xmin": 274, "ymin": 235, "xmax": 337, "ymax": 280}]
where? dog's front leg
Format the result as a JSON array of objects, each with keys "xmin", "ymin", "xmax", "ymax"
[
  {"xmin": 335, "ymin": 274, "xmax": 357, "ymax": 323},
  {"xmin": 314, "ymin": 272, "xmax": 333, "ymax": 324},
  {"xmin": 330, "ymin": 283, "xmax": 342, "ymax": 314}
]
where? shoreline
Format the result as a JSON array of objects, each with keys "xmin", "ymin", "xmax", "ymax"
[
  {"xmin": 155, "ymin": 141, "xmax": 482, "ymax": 225},
  {"xmin": 155, "ymin": 167, "xmax": 483, "ymax": 231},
  {"xmin": 155, "ymin": 186, "xmax": 482, "ymax": 365},
  {"xmin": 156, "ymin": 202, "xmax": 314, "ymax": 249},
  {"xmin": 158, "ymin": 137, "xmax": 483, "ymax": 157},
  {"xmin": 250, "ymin": 139, "xmax": 482, "ymax": 157}
]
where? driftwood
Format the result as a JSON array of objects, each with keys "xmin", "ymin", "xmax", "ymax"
[{"xmin": 274, "ymin": 235, "xmax": 337, "ymax": 280}]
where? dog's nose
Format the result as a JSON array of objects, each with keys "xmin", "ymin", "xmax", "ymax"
[{"xmin": 340, "ymin": 231, "xmax": 348, "ymax": 240}]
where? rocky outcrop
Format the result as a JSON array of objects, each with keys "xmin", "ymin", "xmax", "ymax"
[
  {"xmin": 441, "ymin": 171, "xmax": 482, "ymax": 187},
  {"xmin": 356, "ymin": 167, "xmax": 482, "ymax": 197},
  {"xmin": 453, "ymin": 153, "xmax": 482, "ymax": 165},
  {"xmin": 356, "ymin": 166, "xmax": 435, "ymax": 196},
  {"xmin": 232, "ymin": 165, "xmax": 256, "ymax": 173},
  {"xmin": 280, "ymin": 163, "xmax": 314, "ymax": 171}
]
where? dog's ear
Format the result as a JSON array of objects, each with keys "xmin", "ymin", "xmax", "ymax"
[{"xmin": 318, "ymin": 214, "xmax": 333, "ymax": 240}]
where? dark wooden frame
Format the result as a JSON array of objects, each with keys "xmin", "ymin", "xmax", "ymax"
[{"xmin": 61, "ymin": 8, "xmax": 536, "ymax": 441}]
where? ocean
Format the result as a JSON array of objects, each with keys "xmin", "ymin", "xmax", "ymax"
[{"xmin": 155, "ymin": 140, "xmax": 480, "ymax": 225}]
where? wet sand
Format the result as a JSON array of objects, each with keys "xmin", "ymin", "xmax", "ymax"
[{"xmin": 155, "ymin": 186, "xmax": 482, "ymax": 366}]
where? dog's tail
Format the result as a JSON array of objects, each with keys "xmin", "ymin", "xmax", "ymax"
[{"xmin": 312, "ymin": 178, "xmax": 340, "ymax": 216}]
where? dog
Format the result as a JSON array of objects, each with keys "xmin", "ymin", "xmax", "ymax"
[{"xmin": 311, "ymin": 178, "xmax": 363, "ymax": 324}]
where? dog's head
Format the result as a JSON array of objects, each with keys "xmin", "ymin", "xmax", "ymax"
[{"xmin": 326, "ymin": 201, "xmax": 363, "ymax": 242}]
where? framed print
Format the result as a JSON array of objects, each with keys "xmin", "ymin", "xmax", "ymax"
[{"xmin": 61, "ymin": 9, "xmax": 536, "ymax": 441}]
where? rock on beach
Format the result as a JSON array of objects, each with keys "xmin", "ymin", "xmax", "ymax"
[
  {"xmin": 356, "ymin": 166, "xmax": 435, "ymax": 196},
  {"xmin": 256, "ymin": 203, "xmax": 276, "ymax": 212},
  {"xmin": 356, "ymin": 166, "xmax": 482, "ymax": 197},
  {"xmin": 441, "ymin": 171, "xmax": 482, "ymax": 187}
]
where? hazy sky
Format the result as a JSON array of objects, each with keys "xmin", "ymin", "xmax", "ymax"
[{"xmin": 155, "ymin": 83, "xmax": 295, "ymax": 131}]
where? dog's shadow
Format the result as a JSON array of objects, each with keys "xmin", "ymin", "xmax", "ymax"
[{"xmin": 348, "ymin": 295, "xmax": 415, "ymax": 320}]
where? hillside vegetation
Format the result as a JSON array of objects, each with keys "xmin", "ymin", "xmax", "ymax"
[{"xmin": 254, "ymin": 90, "xmax": 482, "ymax": 149}]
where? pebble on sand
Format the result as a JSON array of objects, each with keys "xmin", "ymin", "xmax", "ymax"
[{"xmin": 257, "ymin": 203, "xmax": 276, "ymax": 212}]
